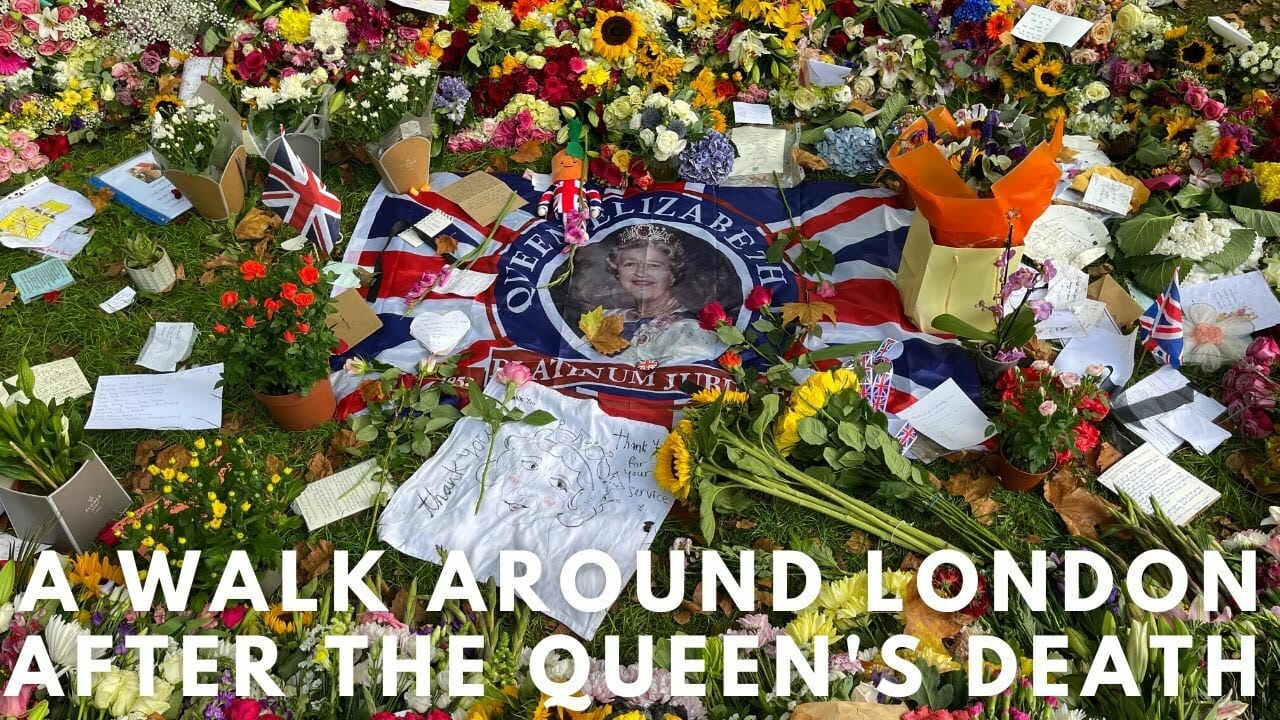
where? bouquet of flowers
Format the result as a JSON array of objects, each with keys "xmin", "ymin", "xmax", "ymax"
[
  {"xmin": 241, "ymin": 68, "xmax": 332, "ymax": 138},
  {"xmin": 894, "ymin": 105, "xmax": 1039, "ymax": 195},
  {"xmin": 210, "ymin": 252, "xmax": 340, "ymax": 397},
  {"xmin": 1221, "ymin": 336, "xmax": 1280, "ymax": 438},
  {"xmin": 148, "ymin": 96, "xmax": 226, "ymax": 174},
  {"xmin": 332, "ymin": 56, "xmax": 436, "ymax": 146},
  {"xmin": 993, "ymin": 362, "xmax": 1110, "ymax": 475},
  {"xmin": 614, "ymin": 91, "xmax": 709, "ymax": 165},
  {"xmin": 114, "ymin": 437, "xmax": 305, "ymax": 586},
  {"xmin": 0, "ymin": 129, "xmax": 49, "ymax": 187}
]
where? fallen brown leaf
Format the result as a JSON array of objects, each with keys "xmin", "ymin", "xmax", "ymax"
[
  {"xmin": 295, "ymin": 539, "xmax": 334, "ymax": 583},
  {"xmin": 509, "ymin": 139, "xmax": 544, "ymax": 164},
  {"xmin": 579, "ymin": 306, "xmax": 630, "ymax": 356},
  {"xmin": 752, "ymin": 536, "xmax": 782, "ymax": 552},
  {"xmin": 253, "ymin": 237, "xmax": 273, "ymax": 260},
  {"xmin": 1096, "ymin": 443, "xmax": 1123, "ymax": 472},
  {"xmin": 198, "ymin": 270, "xmax": 218, "ymax": 286},
  {"xmin": 338, "ymin": 164, "xmax": 355, "ymax": 187},
  {"xmin": 326, "ymin": 428, "xmax": 367, "ymax": 468},
  {"xmin": 488, "ymin": 155, "xmax": 509, "ymax": 173},
  {"xmin": 843, "ymin": 529, "xmax": 871, "ymax": 555},
  {"xmin": 221, "ymin": 412, "xmax": 247, "ymax": 435},
  {"xmin": 133, "ymin": 439, "xmax": 166, "ymax": 467},
  {"xmin": 173, "ymin": 263, "xmax": 186, "ymax": 282},
  {"xmin": 781, "ymin": 301, "xmax": 838, "ymax": 329},
  {"xmin": 0, "ymin": 282, "xmax": 15, "ymax": 311},
  {"xmin": 672, "ymin": 609, "xmax": 692, "ymax": 625},
  {"xmin": 155, "ymin": 444, "xmax": 191, "ymax": 471},
  {"xmin": 87, "ymin": 186, "xmax": 115, "ymax": 214},
  {"xmin": 306, "ymin": 453, "xmax": 333, "ymax": 482},
  {"xmin": 943, "ymin": 469, "xmax": 1003, "ymax": 525},
  {"xmin": 1024, "ymin": 338, "xmax": 1057, "ymax": 363},
  {"xmin": 435, "ymin": 234, "xmax": 459, "ymax": 255},
  {"xmin": 734, "ymin": 518, "xmax": 757, "ymax": 530},
  {"xmin": 1022, "ymin": 534, "xmax": 1042, "ymax": 544},
  {"xmin": 104, "ymin": 261, "xmax": 126, "ymax": 277},
  {"xmin": 266, "ymin": 455, "xmax": 285, "ymax": 476},
  {"xmin": 903, "ymin": 579, "xmax": 972, "ymax": 647},
  {"xmin": 1228, "ymin": 450, "xmax": 1280, "ymax": 495},
  {"xmin": 48, "ymin": 342, "xmax": 81, "ymax": 359},
  {"xmin": 128, "ymin": 468, "xmax": 152, "ymax": 493},
  {"xmin": 1043, "ymin": 468, "xmax": 1116, "ymax": 538},
  {"xmin": 391, "ymin": 587, "xmax": 423, "ymax": 626},
  {"xmin": 793, "ymin": 148, "xmax": 828, "ymax": 171},
  {"xmin": 204, "ymin": 252, "xmax": 238, "ymax": 270}
]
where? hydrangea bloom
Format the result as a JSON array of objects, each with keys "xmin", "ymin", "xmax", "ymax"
[
  {"xmin": 815, "ymin": 126, "xmax": 884, "ymax": 177},
  {"xmin": 678, "ymin": 130, "xmax": 735, "ymax": 185}
]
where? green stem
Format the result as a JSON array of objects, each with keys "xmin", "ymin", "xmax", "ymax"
[{"xmin": 455, "ymin": 191, "xmax": 520, "ymax": 274}]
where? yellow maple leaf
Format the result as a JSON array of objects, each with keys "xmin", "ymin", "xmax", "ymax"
[
  {"xmin": 579, "ymin": 305, "xmax": 630, "ymax": 356},
  {"xmin": 781, "ymin": 301, "xmax": 837, "ymax": 328},
  {"xmin": 234, "ymin": 207, "xmax": 283, "ymax": 241}
]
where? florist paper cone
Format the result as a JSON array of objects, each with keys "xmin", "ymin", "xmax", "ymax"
[
  {"xmin": 888, "ymin": 109, "xmax": 1064, "ymax": 247},
  {"xmin": 265, "ymin": 133, "xmax": 324, "ymax": 176},
  {"xmin": 371, "ymin": 135, "xmax": 433, "ymax": 194},
  {"xmin": 164, "ymin": 145, "xmax": 247, "ymax": 221},
  {"xmin": 791, "ymin": 702, "xmax": 909, "ymax": 720}
]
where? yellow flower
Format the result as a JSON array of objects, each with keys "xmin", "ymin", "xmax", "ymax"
[
  {"xmin": 785, "ymin": 609, "xmax": 837, "ymax": 647},
  {"xmin": 161, "ymin": 467, "xmax": 175, "ymax": 481},
  {"xmin": 1043, "ymin": 105, "xmax": 1066, "ymax": 124},
  {"xmin": 689, "ymin": 387, "xmax": 748, "ymax": 405},
  {"xmin": 1257, "ymin": 163, "xmax": 1280, "ymax": 204},
  {"xmin": 162, "ymin": 485, "xmax": 172, "ymax": 494},
  {"xmin": 212, "ymin": 500, "xmax": 227, "ymax": 519},
  {"xmin": 654, "ymin": 420, "xmax": 695, "ymax": 501},
  {"xmin": 882, "ymin": 570, "xmax": 914, "ymax": 598},
  {"xmin": 277, "ymin": 8, "xmax": 313, "ymax": 44},
  {"xmin": 592, "ymin": 10, "xmax": 644, "ymax": 64},
  {"xmin": 148, "ymin": 94, "xmax": 182, "ymax": 117},
  {"xmin": 208, "ymin": 518, "xmax": 223, "ymax": 530},
  {"xmin": 67, "ymin": 553, "xmax": 126, "ymax": 600},
  {"xmin": 189, "ymin": 457, "xmax": 200, "ymax": 468},
  {"xmin": 1177, "ymin": 40, "xmax": 1213, "ymax": 69},
  {"xmin": 147, "ymin": 465, "xmax": 160, "ymax": 476},
  {"xmin": 155, "ymin": 544, "xmax": 168, "ymax": 554},
  {"xmin": 240, "ymin": 502, "xmax": 251, "ymax": 512},
  {"xmin": 1031, "ymin": 60, "xmax": 1064, "ymax": 97},
  {"xmin": 708, "ymin": 108, "xmax": 727, "ymax": 133},
  {"xmin": 1164, "ymin": 25, "xmax": 1189, "ymax": 41},
  {"xmin": 141, "ymin": 536, "xmax": 155, "ymax": 548},
  {"xmin": 1165, "ymin": 114, "xmax": 1198, "ymax": 140},
  {"xmin": 773, "ymin": 369, "xmax": 860, "ymax": 454},
  {"xmin": 914, "ymin": 643, "xmax": 960, "ymax": 672},
  {"xmin": 262, "ymin": 603, "xmax": 313, "ymax": 634},
  {"xmin": 816, "ymin": 572, "xmax": 870, "ymax": 629},
  {"xmin": 194, "ymin": 438, "xmax": 206, "ymax": 450},
  {"xmin": 580, "ymin": 62, "xmax": 610, "ymax": 89}
]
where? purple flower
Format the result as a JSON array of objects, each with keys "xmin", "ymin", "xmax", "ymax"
[
  {"xmin": 1000, "ymin": 267, "xmax": 1037, "ymax": 301},
  {"xmin": 994, "ymin": 348, "xmax": 1025, "ymax": 363},
  {"xmin": 1028, "ymin": 299, "xmax": 1053, "ymax": 321},
  {"xmin": 678, "ymin": 130, "xmax": 736, "ymax": 185}
]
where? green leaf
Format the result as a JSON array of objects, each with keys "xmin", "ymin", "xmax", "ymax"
[
  {"xmin": 466, "ymin": 46, "xmax": 482, "ymax": 66},
  {"xmin": 716, "ymin": 325, "xmax": 745, "ymax": 346},
  {"xmin": 836, "ymin": 421, "xmax": 865, "ymax": 451},
  {"xmin": 410, "ymin": 436, "xmax": 433, "ymax": 457},
  {"xmin": 0, "ymin": 561, "xmax": 13, "ymax": 604},
  {"xmin": 1126, "ymin": 255, "xmax": 1183, "ymax": 296},
  {"xmin": 876, "ymin": 93, "xmax": 908, "ymax": 135},
  {"xmin": 881, "ymin": 443, "xmax": 912, "ymax": 480},
  {"xmin": 1115, "ymin": 213, "xmax": 1177, "ymax": 257},
  {"xmin": 797, "ymin": 416, "xmax": 828, "ymax": 446},
  {"xmin": 865, "ymin": 424, "xmax": 891, "ymax": 452},
  {"xmin": 354, "ymin": 424, "xmax": 379, "ymax": 443},
  {"xmin": 752, "ymin": 394, "xmax": 781, "ymax": 441},
  {"xmin": 803, "ymin": 342, "xmax": 880, "ymax": 363},
  {"xmin": 726, "ymin": 447, "xmax": 774, "ymax": 477},
  {"xmin": 766, "ymin": 232, "xmax": 791, "ymax": 264},
  {"xmin": 930, "ymin": 314, "xmax": 996, "ymax": 344},
  {"xmin": 699, "ymin": 482, "xmax": 729, "ymax": 542},
  {"xmin": 521, "ymin": 410, "xmax": 556, "ymax": 427},
  {"xmin": 1230, "ymin": 205, "xmax": 1280, "ymax": 238},
  {"xmin": 1198, "ymin": 229, "xmax": 1254, "ymax": 274}
]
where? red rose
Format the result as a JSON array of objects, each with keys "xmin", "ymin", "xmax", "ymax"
[
  {"xmin": 243, "ymin": 315, "xmax": 257, "ymax": 329},
  {"xmin": 36, "ymin": 134, "xmax": 70, "ymax": 162},
  {"xmin": 236, "ymin": 51, "xmax": 267, "ymax": 84},
  {"xmin": 292, "ymin": 292, "xmax": 314, "ymax": 308},
  {"xmin": 1077, "ymin": 395, "xmax": 1109, "ymax": 420},
  {"xmin": 425, "ymin": 711, "xmax": 451, "ymax": 720},
  {"xmin": 263, "ymin": 297, "xmax": 283, "ymax": 320},
  {"xmin": 97, "ymin": 523, "xmax": 121, "ymax": 547},
  {"xmin": 221, "ymin": 605, "xmax": 248, "ymax": 629},
  {"xmin": 334, "ymin": 339, "xmax": 350, "ymax": 355},
  {"xmin": 825, "ymin": 31, "xmax": 850, "ymax": 56},
  {"xmin": 719, "ymin": 350, "xmax": 742, "ymax": 370},
  {"xmin": 227, "ymin": 698, "xmax": 262, "ymax": 720},
  {"xmin": 220, "ymin": 290, "xmax": 239, "ymax": 309},
  {"xmin": 213, "ymin": 323, "xmax": 229, "ymax": 335},
  {"xmin": 279, "ymin": 282, "xmax": 298, "ymax": 300},
  {"xmin": 745, "ymin": 285, "xmax": 772, "ymax": 311},
  {"xmin": 283, "ymin": 331, "xmax": 297, "ymax": 344},
  {"xmin": 298, "ymin": 265, "xmax": 321, "ymax": 286},
  {"xmin": 831, "ymin": 0, "xmax": 858, "ymax": 17},
  {"xmin": 1073, "ymin": 422, "xmax": 1100, "ymax": 453},
  {"xmin": 371, "ymin": 713, "xmax": 397, "ymax": 720},
  {"xmin": 698, "ymin": 302, "xmax": 730, "ymax": 331},
  {"xmin": 239, "ymin": 260, "xmax": 267, "ymax": 281},
  {"xmin": 297, "ymin": 322, "xmax": 310, "ymax": 334}
]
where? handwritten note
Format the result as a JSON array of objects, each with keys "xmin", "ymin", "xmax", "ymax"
[
  {"xmin": 410, "ymin": 311, "xmax": 471, "ymax": 355},
  {"xmin": 0, "ymin": 357, "xmax": 92, "ymax": 406},
  {"xmin": 1081, "ymin": 174, "xmax": 1135, "ymax": 215},
  {"xmin": 11, "ymin": 258, "xmax": 73, "ymax": 302},
  {"xmin": 1112, "ymin": 366, "xmax": 1224, "ymax": 455},
  {"xmin": 1022, "ymin": 206, "xmax": 1109, "ymax": 268},
  {"xmin": 1098, "ymin": 443, "xmax": 1221, "ymax": 525},
  {"xmin": 436, "ymin": 268, "xmax": 496, "ymax": 297},
  {"xmin": 136, "ymin": 322, "xmax": 197, "ymax": 372},
  {"xmin": 1011, "ymin": 5, "xmax": 1094, "ymax": 46},
  {"xmin": 1036, "ymin": 298, "xmax": 1107, "ymax": 340},
  {"xmin": 896, "ymin": 379, "xmax": 993, "ymax": 451},
  {"xmin": 85, "ymin": 364, "xmax": 223, "ymax": 431},
  {"xmin": 415, "ymin": 209, "xmax": 453, "ymax": 238},
  {"xmin": 1180, "ymin": 271, "xmax": 1280, "ymax": 331},
  {"xmin": 37, "ymin": 225, "xmax": 94, "ymax": 261},
  {"xmin": 99, "ymin": 287, "xmax": 137, "ymax": 314},
  {"xmin": 727, "ymin": 126, "xmax": 788, "ymax": 178},
  {"xmin": 436, "ymin": 172, "xmax": 526, "ymax": 227},
  {"xmin": 179, "ymin": 57, "xmax": 224, "ymax": 101},
  {"xmin": 292, "ymin": 459, "xmax": 387, "ymax": 531},
  {"xmin": 732, "ymin": 102, "xmax": 774, "ymax": 126}
]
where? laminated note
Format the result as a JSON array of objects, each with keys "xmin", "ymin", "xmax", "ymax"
[
  {"xmin": 292, "ymin": 459, "xmax": 387, "ymax": 531},
  {"xmin": 732, "ymin": 102, "xmax": 774, "ymax": 126},
  {"xmin": 1098, "ymin": 443, "xmax": 1220, "ymax": 525},
  {"xmin": 1011, "ymin": 6, "xmax": 1094, "ymax": 46},
  {"xmin": 11, "ymin": 258, "xmax": 73, "ymax": 302},
  {"xmin": 1081, "ymin": 174, "xmax": 1135, "ymax": 215},
  {"xmin": 727, "ymin": 127, "xmax": 788, "ymax": 178},
  {"xmin": 0, "ymin": 357, "xmax": 92, "ymax": 406}
]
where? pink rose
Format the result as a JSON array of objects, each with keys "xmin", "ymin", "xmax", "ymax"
[
  {"xmin": 139, "ymin": 49, "xmax": 162, "ymax": 74},
  {"xmin": 263, "ymin": 16, "xmax": 278, "ymax": 32},
  {"xmin": 495, "ymin": 361, "xmax": 533, "ymax": 387},
  {"xmin": 0, "ymin": 147, "xmax": 12, "ymax": 163},
  {"xmin": 1201, "ymin": 100, "xmax": 1227, "ymax": 121},
  {"xmin": 19, "ymin": 142, "xmax": 38, "ymax": 161},
  {"xmin": 11, "ymin": 0, "xmax": 37, "ymax": 15},
  {"xmin": 58, "ymin": 39, "xmax": 72, "ymax": 54},
  {"xmin": 396, "ymin": 24, "xmax": 419, "ymax": 41},
  {"xmin": 7, "ymin": 157, "xmax": 26, "ymax": 175},
  {"xmin": 21, "ymin": 18, "xmax": 36, "ymax": 33},
  {"xmin": 569, "ymin": 56, "xmax": 587, "ymax": 74},
  {"xmin": 57, "ymin": 5, "xmax": 72, "ymax": 20},
  {"xmin": 0, "ymin": 167, "xmax": 10, "ymax": 185},
  {"xmin": 1184, "ymin": 85, "xmax": 1208, "ymax": 110},
  {"xmin": 1249, "ymin": 337, "xmax": 1280, "ymax": 365},
  {"xmin": 1038, "ymin": 400, "xmax": 1057, "ymax": 416},
  {"xmin": 36, "ymin": 39, "xmax": 57, "ymax": 56},
  {"xmin": 8, "ymin": 130, "xmax": 29, "ymax": 146},
  {"xmin": 1241, "ymin": 408, "xmax": 1274, "ymax": 438},
  {"xmin": 816, "ymin": 280, "xmax": 836, "ymax": 298},
  {"xmin": 0, "ymin": 16, "xmax": 16, "ymax": 31},
  {"xmin": 28, "ymin": 155, "xmax": 46, "ymax": 170},
  {"xmin": 0, "ymin": 30, "xmax": 12, "ymax": 48},
  {"xmin": 111, "ymin": 62, "xmax": 136, "ymax": 79}
]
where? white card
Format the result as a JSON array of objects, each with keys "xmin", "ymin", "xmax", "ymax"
[
  {"xmin": 896, "ymin": 379, "xmax": 993, "ymax": 452},
  {"xmin": 292, "ymin": 459, "xmax": 388, "ymax": 531},
  {"xmin": 0, "ymin": 357, "xmax": 92, "ymax": 406},
  {"xmin": 399, "ymin": 119, "xmax": 422, "ymax": 140},
  {"xmin": 436, "ymin": 268, "xmax": 496, "ymax": 297},
  {"xmin": 136, "ymin": 322, "xmax": 197, "ymax": 373},
  {"xmin": 1081, "ymin": 174, "xmax": 1134, "ymax": 216},
  {"xmin": 1011, "ymin": 6, "xmax": 1094, "ymax": 47},
  {"xmin": 1036, "ymin": 298, "xmax": 1107, "ymax": 340},
  {"xmin": 389, "ymin": 0, "xmax": 449, "ymax": 13},
  {"xmin": 1179, "ymin": 271, "xmax": 1280, "ymax": 331},
  {"xmin": 85, "ymin": 364, "xmax": 223, "ymax": 431},
  {"xmin": 99, "ymin": 286, "xmax": 137, "ymax": 314},
  {"xmin": 1054, "ymin": 314, "xmax": 1138, "ymax": 388},
  {"xmin": 805, "ymin": 59, "xmax": 852, "ymax": 87},
  {"xmin": 1098, "ymin": 443, "xmax": 1220, "ymax": 525},
  {"xmin": 1208, "ymin": 16, "xmax": 1252, "ymax": 48},
  {"xmin": 1022, "ymin": 205, "xmax": 1110, "ymax": 268},
  {"xmin": 409, "ymin": 310, "xmax": 471, "ymax": 355},
  {"xmin": 415, "ymin": 209, "xmax": 453, "ymax": 238},
  {"xmin": 732, "ymin": 102, "xmax": 774, "ymax": 126},
  {"xmin": 37, "ymin": 225, "xmax": 94, "ymax": 261},
  {"xmin": 179, "ymin": 57, "xmax": 224, "ymax": 102},
  {"xmin": 525, "ymin": 171, "xmax": 553, "ymax": 192}
]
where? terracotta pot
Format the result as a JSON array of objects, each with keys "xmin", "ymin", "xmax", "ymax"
[
  {"xmin": 253, "ymin": 377, "xmax": 336, "ymax": 431},
  {"xmin": 989, "ymin": 448, "xmax": 1055, "ymax": 492}
]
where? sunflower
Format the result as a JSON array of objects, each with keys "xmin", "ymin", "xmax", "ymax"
[
  {"xmin": 1177, "ymin": 39, "xmax": 1214, "ymax": 69},
  {"xmin": 1164, "ymin": 25, "xmax": 1189, "ymax": 41},
  {"xmin": 148, "ymin": 94, "xmax": 182, "ymax": 117},
  {"xmin": 655, "ymin": 420, "xmax": 695, "ymax": 501},
  {"xmin": 774, "ymin": 368, "xmax": 860, "ymax": 455},
  {"xmin": 690, "ymin": 387, "xmax": 748, "ymax": 405},
  {"xmin": 1165, "ymin": 113, "xmax": 1198, "ymax": 140},
  {"xmin": 1011, "ymin": 43, "xmax": 1044, "ymax": 72},
  {"xmin": 1043, "ymin": 105, "xmax": 1066, "ymax": 124},
  {"xmin": 1031, "ymin": 60, "xmax": 1064, "ymax": 97},
  {"xmin": 261, "ymin": 603, "xmax": 314, "ymax": 634},
  {"xmin": 592, "ymin": 9, "xmax": 644, "ymax": 64},
  {"xmin": 67, "ymin": 553, "xmax": 126, "ymax": 600},
  {"xmin": 1203, "ymin": 59, "xmax": 1224, "ymax": 79}
]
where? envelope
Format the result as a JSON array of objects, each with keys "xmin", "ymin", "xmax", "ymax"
[{"xmin": 1088, "ymin": 275, "xmax": 1144, "ymax": 328}]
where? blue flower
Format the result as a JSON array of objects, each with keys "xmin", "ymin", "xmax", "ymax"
[
  {"xmin": 953, "ymin": 0, "xmax": 995, "ymax": 23},
  {"xmin": 678, "ymin": 131, "xmax": 736, "ymax": 185},
  {"xmin": 815, "ymin": 127, "xmax": 884, "ymax": 177}
]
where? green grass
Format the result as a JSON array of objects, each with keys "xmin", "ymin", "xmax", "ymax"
[{"xmin": 0, "ymin": 127, "xmax": 1273, "ymax": 655}]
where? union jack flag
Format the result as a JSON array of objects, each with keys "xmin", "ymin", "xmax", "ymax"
[
  {"xmin": 869, "ymin": 371, "xmax": 894, "ymax": 412},
  {"xmin": 1138, "ymin": 269, "xmax": 1184, "ymax": 369},
  {"xmin": 263, "ymin": 134, "xmax": 341, "ymax": 255},
  {"xmin": 895, "ymin": 423, "xmax": 918, "ymax": 451}
]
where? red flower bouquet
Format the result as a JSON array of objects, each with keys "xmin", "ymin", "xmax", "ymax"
[{"xmin": 994, "ymin": 361, "xmax": 1110, "ymax": 474}]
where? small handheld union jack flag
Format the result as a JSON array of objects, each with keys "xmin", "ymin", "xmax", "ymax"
[
  {"xmin": 262, "ymin": 132, "xmax": 341, "ymax": 256},
  {"xmin": 869, "ymin": 371, "xmax": 893, "ymax": 412},
  {"xmin": 895, "ymin": 423, "xmax": 918, "ymax": 452},
  {"xmin": 1138, "ymin": 268, "xmax": 1184, "ymax": 369}
]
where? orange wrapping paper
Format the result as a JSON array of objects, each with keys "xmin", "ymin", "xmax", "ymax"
[{"xmin": 888, "ymin": 108, "xmax": 1064, "ymax": 248}]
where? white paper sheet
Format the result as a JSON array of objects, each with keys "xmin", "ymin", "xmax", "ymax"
[
  {"xmin": 896, "ymin": 379, "xmax": 994, "ymax": 451},
  {"xmin": 1036, "ymin": 298, "xmax": 1107, "ymax": 340},
  {"xmin": 732, "ymin": 102, "xmax": 774, "ymax": 126},
  {"xmin": 0, "ymin": 357, "xmax": 92, "ymax": 406},
  {"xmin": 1054, "ymin": 314, "xmax": 1137, "ymax": 388},
  {"xmin": 1098, "ymin": 443, "xmax": 1220, "ymax": 525},
  {"xmin": 36, "ymin": 225, "xmax": 94, "ymax": 261},
  {"xmin": 292, "ymin": 459, "xmax": 387, "ymax": 531},
  {"xmin": 179, "ymin": 57, "xmax": 224, "ymax": 101},
  {"xmin": 409, "ymin": 311, "xmax": 471, "ymax": 355},
  {"xmin": 1112, "ymin": 366, "xmax": 1224, "ymax": 455},
  {"xmin": 1022, "ymin": 205, "xmax": 1110, "ymax": 268},
  {"xmin": 85, "ymin": 364, "xmax": 223, "ymax": 430},
  {"xmin": 727, "ymin": 126, "xmax": 787, "ymax": 178},
  {"xmin": 1208, "ymin": 16, "xmax": 1252, "ymax": 47},
  {"xmin": 0, "ymin": 533, "xmax": 51, "ymax": 559},
  {"xmin": 99, "ymin": 287, "xmax": 137, "ymax": 314},
  {"xmin": 389, "ymin": 0, "xmax": 449, "ymax": 13},
  {"xmin": 0, "ymin": 178, "xmax": 95, "ymax": 250},
  {"xmin": 1081, "ymin": 174, "xmax": 1134, "ymax": 215},
  {"xmin": 806, "ymin": 59, "xmax": 853, "ymax": 87},
  {"xmin": 1179, "ymin": 271, "xmax": 1280, "ymax": 331},
  {"xmin": 1011, "ymin": 6, "xmax": 1095, "ymax": 46},
  {"xmin": 136, "ymin": 322, "xmax": 197, "ymax": 372},
  {"xmin": 379, "ymin": 381, "xmax": 673, "ymax": 639},
  {"xmin": 415, "ymin": 209, "xmax": 453, "ymax": 238},
  {"xmin": 1157, "ymin": 401, "xmax": 1231, "ymax": 455},
  {"xmin": 525, "ymin": 171, "xmax": 553, "ymax": 192},
  {"xmin": 436, "ymin": 268, "xmax": 497, "ymax": 297}
]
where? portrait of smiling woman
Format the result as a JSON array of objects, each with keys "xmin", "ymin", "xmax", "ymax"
[{"xmin": 551, "ymin": 223, "xmax": 742, "ymax": 363}]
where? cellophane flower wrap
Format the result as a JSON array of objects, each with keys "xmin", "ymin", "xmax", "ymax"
[{"xmin": 887, "ymin": 107, "xmax": 1065, "ymax": 248}]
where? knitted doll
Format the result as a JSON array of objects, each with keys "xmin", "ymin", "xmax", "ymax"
[{"xmin": 537, "ymin": 120, "xmax": 601, "ymax": 246}]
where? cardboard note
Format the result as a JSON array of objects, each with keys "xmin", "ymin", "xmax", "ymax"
[
  {"xmin": 326, "ymin": 289, "xmax": 383, "ymax": 349},
  {"xmin": 1011, "ymin": 5, "xmax": 1094, "ymax": 46},
  {"xmin": 85, "ymin": 364, "xmax": 223, "ymax": 431},
  {"xmin": 1098, "ymin": 443, "xmax": 1220, "ymax": 525},
  {"xmin": 292, "ymin": 459, "xmax": 388, "ymax": 531},
  {"xmin": 99, "ymin": 287, "xmax": 137, "ymax": 314},
  {"xmin": 136, "ymin": 322, "xmax": 198, "ymax": 372},
  {"xmin": 0, "ymin": 357, "xmax": 92, "ymax": 406},
  {"xmin": 1081, "ymin": 174, "xmax": 1135, "ymax": 216},
  {"xmin": 435, "ymin": 173, "xmax": 525, "ymax": 227},
  {"xmin": 727, "ymin": 126, "xmax": 788, "ymax": 178},
  {"xmin": 1180, "ymin": 271, "xmax": 1280, "ymax": 331},
  {"xmin": 896, "ymin": 379, "xmax": 994, "ymax": 451},
  {"xmin": 732, "ymin": 102, "xmax": 774, "ymax": 126},
  {"xmin": 11, "ymin": 258, "xmax": 73, "ymax": 302},
  {"xmin": 1088, "ymin": 275, "xmax": 1144, "ymax": 328},
  {"xmin": 409, "ymin": 310, "xmax": 471, "ymax": 355}
]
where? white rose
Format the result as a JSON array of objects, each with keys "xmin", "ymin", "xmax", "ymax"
[
  {"xmin": 639, "ymin": 127, "xmax": 655, "ymax": 146},
  {"xmin": 851, "ymin": 75, "xmax": 876, "ymax": 98},
  {"xmin": 433, "ymin": 29, "xmax": 452, "ymax": 48},
  {"xmin": 1240, "ymin": 51, "xmax": 1260, "ymax": 68},
  {"xmin": 1261, "ymin": 58, "xmax": 1275, "ymax": 71},
  {"xmin": 791, "ymin": 86, "xmax": 820, "ymax": 113},
  {"xmin": 130, "ymin": 679, "xmax": 173, "ymax": 716},
  {"xmin": 1082, "ymin": 81, "xmax": 1109, "ymax": 103},
  {"xmin": 159, "ymin": 650, "xmax": 183, "ymax": 685},
  {"xmin": 0, "ymin": 603, "xmax": 13, "ymax": 630},
  {"xmin": 833, "ymin": 85, "xmax": 853, "ymax": 104},
  {"xmin": 842, "ymin": 16, "xmax": 862, "ymax": 37},
  {"xmin": 525, "ymin": 55, "xmax": 546, "ymax": 70},
  {"xmin": 653, "ymin": 129, "xmax": 684, "ymax": 160}
]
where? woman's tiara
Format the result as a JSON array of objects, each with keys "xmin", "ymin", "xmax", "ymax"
[{"xmin": 619, "ymin": 224, "xmax": 676, "ymax": 245}]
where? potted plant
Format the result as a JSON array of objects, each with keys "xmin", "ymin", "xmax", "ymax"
[
  {"xmin": 0, "ymin": 360, "xmax": 131, "ymax": 552},
  {"xmin": 210, "ymin": 252, "xmax": 341, "ymax": 430},
  {"xmin": 990, "ymin": 362, "xmax": 1110, "ymax": 491},
  {"xmin": 931, "ymin": 236, "xmax": 1056, "ymax": 383},
  {"xmin": 149, "ymin": 86, "xmax": 247, "ymax": 221},
  {"xmin": 123, "ymin": 232, "xmax": 177, "ymax": 294},
  {"xmin": 333, "ymin": 57, "xmax": 436, "ymax": 194}
]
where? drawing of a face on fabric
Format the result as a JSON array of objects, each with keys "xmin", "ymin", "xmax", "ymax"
[{"xmin": 495, "ymin": 428, "xmax": 615, "ymax": 528}]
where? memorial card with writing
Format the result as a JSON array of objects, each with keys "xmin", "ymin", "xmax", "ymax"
[
  {"xmin": 379, "ymin": 380, "xmax": 673, "ymax": 638},
  {"xmin": 1098, "ymin": 443, "xmax": 1221, "ymax": 525}
]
